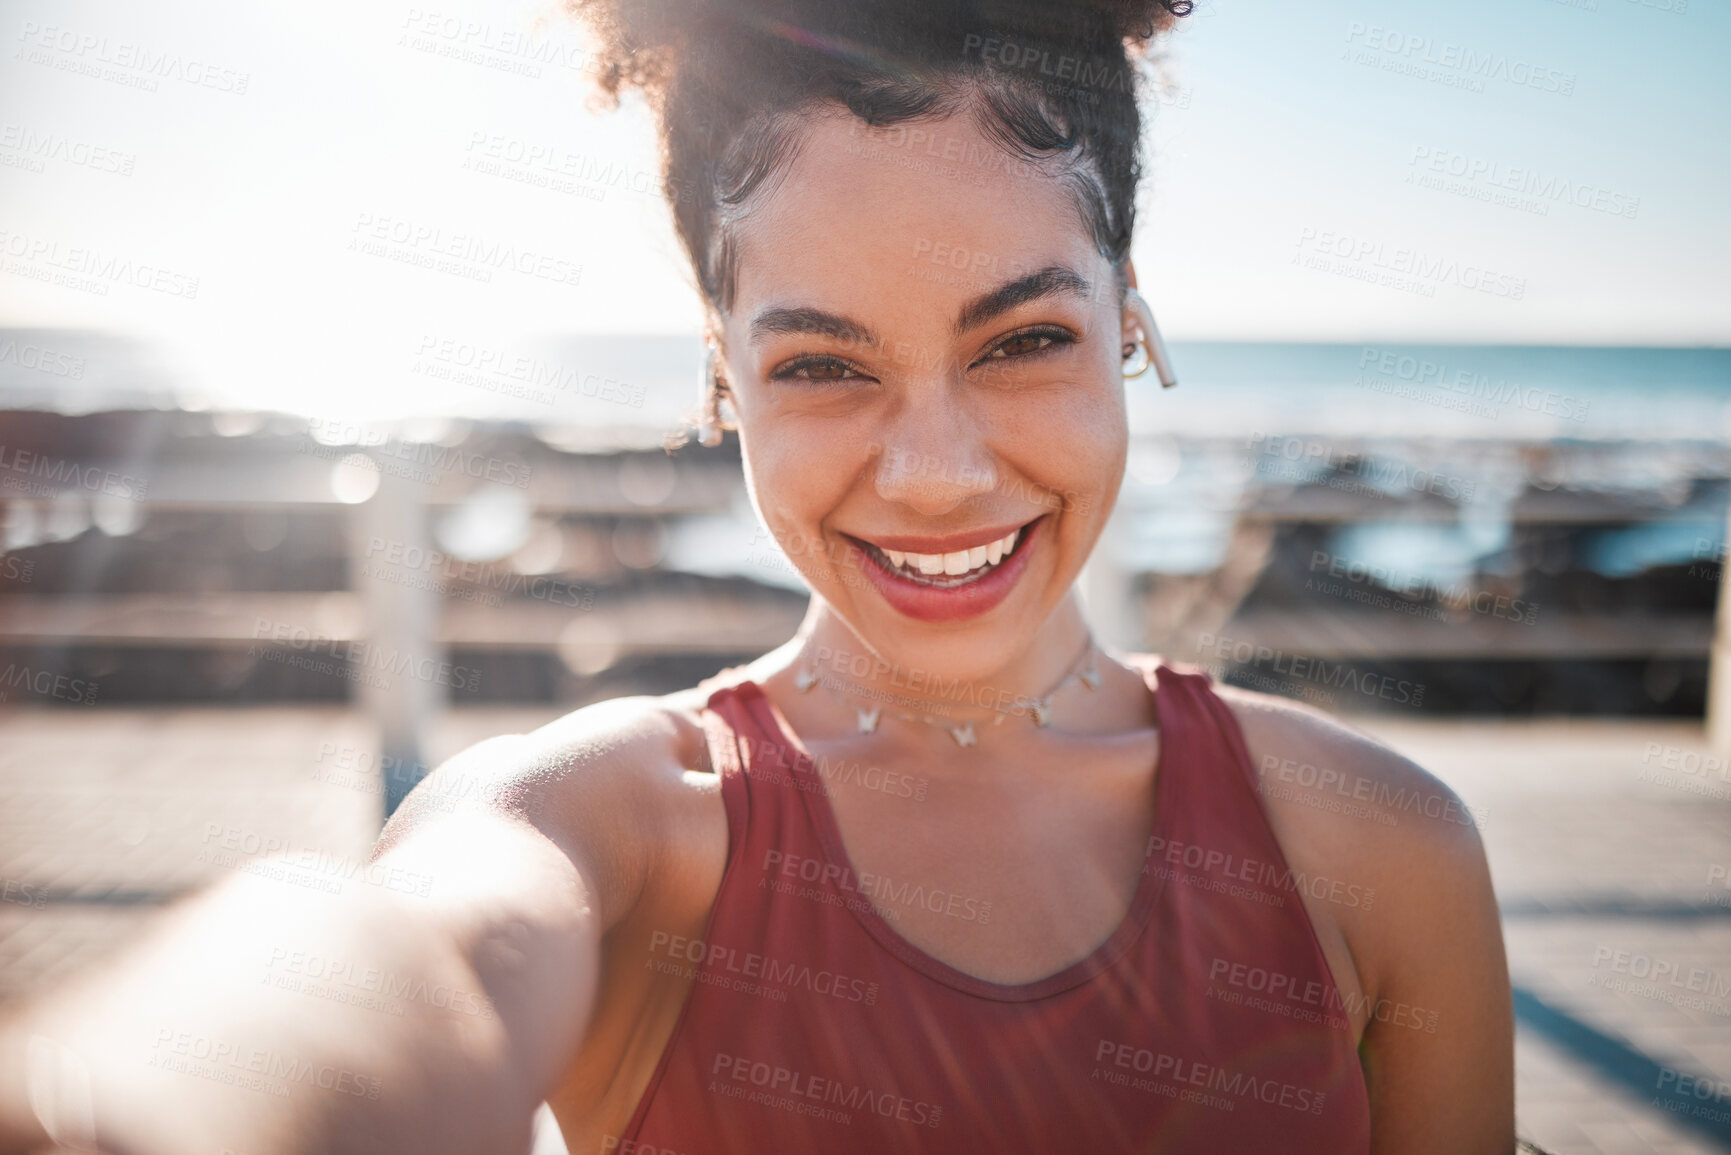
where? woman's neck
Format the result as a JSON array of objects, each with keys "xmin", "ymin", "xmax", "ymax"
[{"xmin": 749, "ymin": 594, "xmax": 1145, "ymax": 737}]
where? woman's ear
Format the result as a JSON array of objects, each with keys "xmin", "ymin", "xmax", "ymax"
[
  {"xmin": 1120, "ymin": 260, "xmax": 1142, "ymax": 355},
  {"xmin": 702, "ymin": 325, "xmax": 739, "ymax": 431},
  {"xmin": 704, "ymin": 314, "xmax": 735, "ymax": 392},
  {"xmin": 699, "ymin": 324, "xmax": 728, "ymax": 394}
]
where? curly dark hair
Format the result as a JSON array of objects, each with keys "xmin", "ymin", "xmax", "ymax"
[{"xmin": 564, "ymin": 0, "xmax": 1192, "ymax": 314}]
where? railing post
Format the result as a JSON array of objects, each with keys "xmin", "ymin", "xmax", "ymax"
[
  {"xmin": 1708, "ymin": 503, "xmax": 1731, "ymax": 755},
  {"xmin": 348, "ymin": 464, "xmax": 441, "ymax": 823}
]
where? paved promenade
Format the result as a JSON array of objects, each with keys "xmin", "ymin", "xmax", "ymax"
[{"xmin": 1, "ymin": 706, "xmax": 1728, "ymax": 1152}]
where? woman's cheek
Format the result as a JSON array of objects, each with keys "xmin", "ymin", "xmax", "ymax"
[
  {"xmin": 742, "ymin": 444, "xmax": 839, "ymax": 549},
  {"xmin": 1008, "ymin": 390, "xmax": 1124, "ymax": 492}
]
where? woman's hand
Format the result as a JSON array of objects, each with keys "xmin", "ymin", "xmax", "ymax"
[{"xmin": 0, "ymin": 806, "xmax": 596, "ymax": 1155}]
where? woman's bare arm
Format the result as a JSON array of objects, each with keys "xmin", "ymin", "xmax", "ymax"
[{"xmin": 0, "ymin": 696, "xmax": 702, "ymax": 1155}]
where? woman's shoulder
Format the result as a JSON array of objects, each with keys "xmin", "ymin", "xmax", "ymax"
[
  {"xmin": 1123, "ymin": 650, "xmax": 1480, "ymax": 859},
  {"xmin": 1209, "ymin": 680, "xmax": 1482, "ymax": 849},
  {"xmin": 427, "ymin": 691, "xmax": 716, "ymax": 798},
  {"xmin": 1207, "ymin": 679, "xmax": 1499, "ymax": 997},
  {"xmin": 385, "ymin": 690, "xmax": 732, "ymax": 925},
  {"xmin": 418, "ymin": 661, "xmax": 768, "ymax": 820},
  {"xmin": 531, "ymin": 688, "xmax": 720, "ymax": 774},
  {"xmin": 1096, "ymin": 651, "xmax": 1462, "ymax": 830}
]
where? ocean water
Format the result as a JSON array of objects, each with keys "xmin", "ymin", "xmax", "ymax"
[
  {"xmin": 3, "ymin": 332, "xmax": 1727, "ymax": 444},
  {"xmin": 1131, "ymin": 342, "xmax": 1731, "ymax": 442}
]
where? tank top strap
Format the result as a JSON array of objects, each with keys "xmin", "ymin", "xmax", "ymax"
[
  {"xmin": 1146, "ymin": 658, "xmax": 1252, "ymax": 815},
  {"xmin": 1143, "ymin": 656, "xmax": 1323, "ymax": 911},
  {"xmin": 1147, "ymin": 657, "xmax": 1263, "ymax": 798},
  {"xmin": 698, "ymin": 685, "xmax": 751, "ymax": 864},
  {"xmin": 698, "ymin": 678, "xmax": 832, "ymax": 879}
]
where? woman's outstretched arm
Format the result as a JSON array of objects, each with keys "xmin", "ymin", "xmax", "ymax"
[{"xmin": 0, "ymin": 697, "xmax": 698, "ymax": 1155}]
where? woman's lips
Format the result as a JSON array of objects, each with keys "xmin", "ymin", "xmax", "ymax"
[{"xmin": 846, "ymin": 516, "xmax": 1044, "ymax": 623}]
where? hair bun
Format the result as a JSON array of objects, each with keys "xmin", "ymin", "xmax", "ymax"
[
  {"xmin": 563, "ymin": 0, "xmax": 1191, "ymax": 315},
  {"xmin": 567, "ymin": 0, "xmax": 1188, "ymax": 106}
]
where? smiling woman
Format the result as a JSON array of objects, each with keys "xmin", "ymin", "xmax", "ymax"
[
  {"xmin": 548, "ymin": 0, "xmax": 1508, "ymax": 1150},
  {"xmin": 0, "ymin": 1, "xmax": 1514, "ymax": 1154}
]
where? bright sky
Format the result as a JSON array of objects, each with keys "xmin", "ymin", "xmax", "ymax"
[{"xmin": 0, "ymin": 0, "xmax": 1725, "ymax": 417}]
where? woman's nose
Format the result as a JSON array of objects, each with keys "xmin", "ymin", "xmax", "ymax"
[{"xmin": 870, "ymin": 413, "xmax": 999, "ymax": 516}]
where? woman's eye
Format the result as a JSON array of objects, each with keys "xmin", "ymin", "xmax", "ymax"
[
  {"xmin": 993, "ymin": 333, "xmax": 1053, "ymax": 357},
  {"xmin": 981, "ymin": 328, "xmax": 1072, "ymax": 363},
  {"xmin": 771, "ymin": 357, "xmax": 862, "ymax": 382}
]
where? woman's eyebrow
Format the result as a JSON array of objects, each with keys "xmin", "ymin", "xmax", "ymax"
[
  {"xmin": 745, "ymin": 265, "xmax": 1091, "ymax": 350},
  {"xmin": 954, "ymin": 265, "xmax": 1093, "ymax": 334},
  {"xmin": 748, "ymin": 307, "xmax": 879, "ymax": 350}
]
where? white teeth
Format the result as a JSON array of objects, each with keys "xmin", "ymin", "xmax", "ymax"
[{"xmin": 877, "ymin": 525, "xmax": 1027, "ymax": 582}]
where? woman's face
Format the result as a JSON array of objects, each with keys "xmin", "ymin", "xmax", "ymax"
[{"xmin": 718, "ymin": 106, "xmax": 1133, "ymax": 678}]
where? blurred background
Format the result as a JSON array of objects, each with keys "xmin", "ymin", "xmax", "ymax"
[{"xmin": 1, "ymin": 0, "xmax": 1728, "ymax": 1151}]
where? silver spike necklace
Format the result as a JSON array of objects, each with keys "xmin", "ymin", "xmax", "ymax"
[{"xmin": 791, "ymin": 636, "xmax": 1102, "ymax": 747}]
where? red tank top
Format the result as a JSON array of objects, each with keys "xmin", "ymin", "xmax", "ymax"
[{"xmin": 618, "ymin": 657, "xmax": 1372, "ymax": 1153}]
